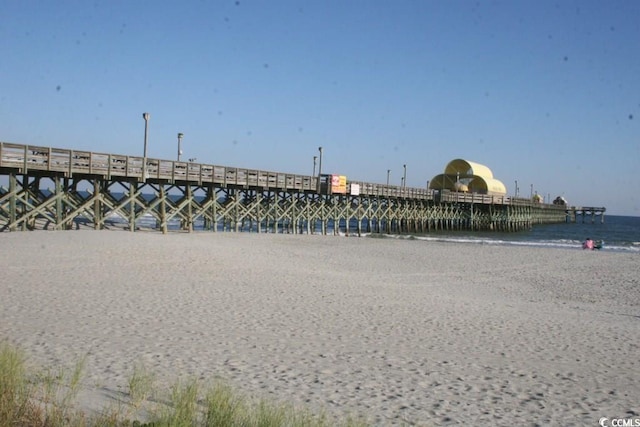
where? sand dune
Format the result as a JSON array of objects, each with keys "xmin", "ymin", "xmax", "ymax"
[{"xmin": 1, "ymin": 230, "xmax": 638, "ymax": 425}]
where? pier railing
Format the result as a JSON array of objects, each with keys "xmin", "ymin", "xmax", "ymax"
[{"xmin": 0, "ymin": 142, "xmax": 321, "ymax": 191}]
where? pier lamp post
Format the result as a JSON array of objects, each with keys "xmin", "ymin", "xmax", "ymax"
[
  {"xmin": 142, "ymin": 112, "xmax": 150, "ymax": 179},
  {"xmin": 317, "ymin": 146, "xmax": 323, "ymax": 193},
  {"xmin": 403, "ymin": 164, "xmax": 407, "ymax": 188},
  {"xmin": 313, "ymin": 156, "xmax": 317, "ymax": 176},
  {"xmin": 514, "ymin": 180, "xmax": 518, "ymax": 198},
  {"xmin": 530, "ymin": 184, "xmax": 533, "ymax": 199},
  {"xmin": 177, "ymin": 133, "xmax": 184, "ymax": 161},
  {"xmin": 387, "ymin": 169, "xmax": 391, "ymax": 185}
]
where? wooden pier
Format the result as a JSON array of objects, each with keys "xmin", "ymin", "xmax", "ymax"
[{"xmin": 0, "ymin": 142, "xmax": 602, "ymax": 234}]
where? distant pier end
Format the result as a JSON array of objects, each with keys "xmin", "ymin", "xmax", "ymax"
[{"xmin": 566, "ymin": 206, "xmax": 606, "ymax": 224}]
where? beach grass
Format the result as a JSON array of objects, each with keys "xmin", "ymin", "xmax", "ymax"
[
  {"xmin": 128, "ymin": 362, "xmax": 156, "ymax": 410},
  {"xmin": 0, "ymin": 342, "xmax": 370, "ymax": 427}
]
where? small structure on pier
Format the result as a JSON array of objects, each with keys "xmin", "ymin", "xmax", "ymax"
[
  {"xmin": 553, "ymin": 196, "xmax": 568, "ymax": 206},
  {"xmin": 429, "ymin": 159, "xmax": 507, "ymax": 196}
]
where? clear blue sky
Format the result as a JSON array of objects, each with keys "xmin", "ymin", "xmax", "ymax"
[{"xmin": 2, "ymin": 1, "xmax": 639, "ymax": 216}]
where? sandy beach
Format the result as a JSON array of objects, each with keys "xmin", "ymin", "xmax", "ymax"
[{"xmin": 0, "ymin": 230, "xmax": 638, "ymax": 425}]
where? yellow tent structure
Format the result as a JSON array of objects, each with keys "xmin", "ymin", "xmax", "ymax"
[
  {"xmin": 429, "ymin": 159, "xmax": 507, "ymax": 196},
  {"xmin": 444, "ymin": 159, "xmax": 494, "ymax": 179},
  {"xmin": 468, "ymin": 177, "xmax": 507, "ymax": 195},
  {"xmin": 429, "ymin": 174, "xmax": 458, "ymax": 192}
]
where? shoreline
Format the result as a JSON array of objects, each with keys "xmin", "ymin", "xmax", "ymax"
[{"xmin": 1, "ymin": 231, "xmax": 638, "ymax": 425}]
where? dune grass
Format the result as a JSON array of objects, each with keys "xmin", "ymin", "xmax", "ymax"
[{"xmin": 0, "ymin": 342, "xmax": 369, "ymax": 427}]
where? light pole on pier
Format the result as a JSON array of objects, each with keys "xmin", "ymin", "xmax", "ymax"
[
  {"xmin": 142, "ymin": 112, "xmax": 150, "ymax": 179},
  {"xmin": 177, "ymin": 132, "xmax": 184, "ymax": 161},
  {"xmin": 403, "ymin": 164, "xmax": 407, "ymax": 188},
  {"xmin": 317, "ymin": 146, "xmax": 323, "ymax": 193},
  {"xmin": 313, "ymin": 156, "xmax": 317, "ymax": 176},
  {"xmin": 387, "ymin": 169, "xmax": 391, "ymax": 185}
]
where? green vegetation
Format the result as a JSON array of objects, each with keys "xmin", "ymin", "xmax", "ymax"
[{"xmin": 0, "ymin": 342, "xmax": 369, "ymax": 427}]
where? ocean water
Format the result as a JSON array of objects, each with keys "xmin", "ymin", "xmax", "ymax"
[{"xmin": 403, "ymin": 215, "xmax": 640, "ymax": 253}]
